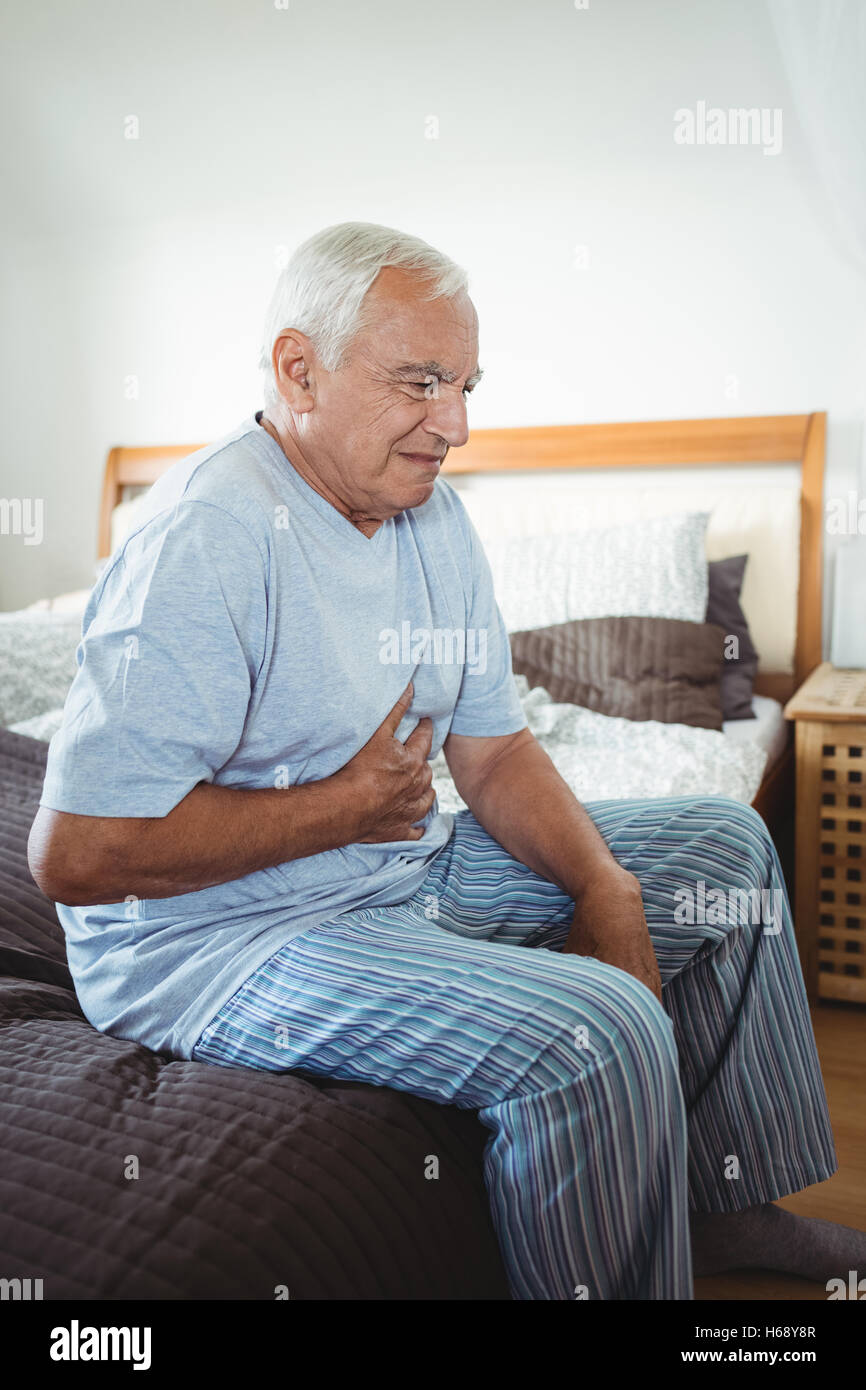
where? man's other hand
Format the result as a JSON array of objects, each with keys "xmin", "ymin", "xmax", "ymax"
[{"xmin": 564, "ymin": 867, "xmax": 663, "ymax": 1002}]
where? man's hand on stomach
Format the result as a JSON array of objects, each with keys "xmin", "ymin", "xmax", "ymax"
[{"xmin": 335, "ymin": 680, "xmax": 436, "ymax": 843}]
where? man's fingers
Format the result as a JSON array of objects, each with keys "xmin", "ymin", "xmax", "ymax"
[
  {"xmin": 410, "ymin": 787, "xmax": 435, "ymax": 819},
  {"xmin": 378, "ymin": 682, "xmax": 415, "ymax": 738},
  {"xmin": 404, "ymin": 715, "xmax": 434, "ymax": 757},
  {"xmin": 358, "ymin": 823, "xmax": 426, "ymax": 843}
]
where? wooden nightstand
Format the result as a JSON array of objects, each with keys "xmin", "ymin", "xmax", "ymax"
[{"xmin": 784, "ymin": 663, "xmax": 866, "ymax": 1003}]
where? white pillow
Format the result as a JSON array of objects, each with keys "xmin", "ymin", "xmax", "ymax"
[
  {"xmin": 8, "ymin": 707, "xmax": 65, "ymax": 741},
  {"xmin": 24, "ymin": 587, "xmax": 92, "ymax": 615},
  {"xmin": 110, "ymin": 486, "xmax": 155, "ymax": 554},
  {"xmin": 482, "ymin": 511, "xmax": 710, "ymax": 633},
  {"xmin": 0, "ymin": 611, "xmax": 82, "ymax": 726}
]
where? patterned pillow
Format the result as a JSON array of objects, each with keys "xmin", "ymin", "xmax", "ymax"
[
  {"xmin": 0, "ymin": 612, "xmax": 82, "ymax": 726},
  {"xmin": 483, "ymin": 512, "xmax": 710, "ymax": 634}
]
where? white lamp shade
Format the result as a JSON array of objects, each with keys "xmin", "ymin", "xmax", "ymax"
[{"xmin": 831, "ymin": 541, "xmax": 866, "ymax": 668}]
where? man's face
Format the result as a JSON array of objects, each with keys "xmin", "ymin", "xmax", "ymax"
[{"xmin": 302, "ymin": 267, "xmax": 481, "ymax": 521}]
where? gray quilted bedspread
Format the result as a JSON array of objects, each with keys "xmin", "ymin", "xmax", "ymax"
[{"xmin": 0, "ymin": 729, "xmax": 508, "ymax": 1300}]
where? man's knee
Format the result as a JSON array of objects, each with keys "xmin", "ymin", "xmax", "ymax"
[
  {"xmin": 679, "ymin": 794, "xmax": 769, "ymax": 841},
  {"xmin": 673, "ymin": 796, "xmax": 776, "ymax": 880},
  {"xmin": 527, "ymin": 961, "xmax": 679, "ymax": 1095},
  {"xmin": 593, "ymin": 965, "xmax": 678, "ymax": 1067}
]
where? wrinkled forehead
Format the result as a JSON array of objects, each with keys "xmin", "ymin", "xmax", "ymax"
[{"xmin": 357, "ymin": 267, "xmax": 479, "ymax": 372}]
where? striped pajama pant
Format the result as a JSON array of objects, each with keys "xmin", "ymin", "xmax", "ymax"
[{"xmin": 191, "ymin": 795, "xmax": 837, "ymax": 1300}]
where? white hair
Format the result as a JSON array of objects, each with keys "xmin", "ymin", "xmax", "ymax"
[{"xmin": 259, "ymin": 222, "xmax": 469, "ymax": 404}]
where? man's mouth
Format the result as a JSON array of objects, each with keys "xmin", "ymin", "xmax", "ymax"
[{"xmin": 399, "ymin": 452, "xmax": 443, "ymax": 470}]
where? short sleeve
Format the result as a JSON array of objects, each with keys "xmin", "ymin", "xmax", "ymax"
[
  {"xmin": 40, "ymin": 500, "xmax": 268, "ymax": 818},
  {"xmin": 447, "ymin": 509, "xmax": 528, "ymax": 738}
]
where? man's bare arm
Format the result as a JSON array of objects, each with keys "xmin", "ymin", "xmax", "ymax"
[
  {"xmin": 29, "ymin": 780, "xmax": 356, "ymax": 906},
  {"xmin": 29, "ymin": 683, "xmax": 434, "ymax": 906},
  {"xmin": 444, "ymin": 727, "xmax": 625, "ymax": 899},
  {"xmin": 443, "ymin": 727, "xmax": 662, "ymax": 1000}
]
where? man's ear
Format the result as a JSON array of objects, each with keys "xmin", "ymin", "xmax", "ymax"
[{"xmin": 271, "ymin": 330, "xmax": 315, "ymax": 412}]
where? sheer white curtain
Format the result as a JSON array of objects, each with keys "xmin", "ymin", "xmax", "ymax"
[{"xmin": 767, "ymin": 0, "xmax": 866, "ymax": 276}]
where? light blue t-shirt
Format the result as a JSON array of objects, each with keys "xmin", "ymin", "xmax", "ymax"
[{"xmin": 39, "ymin": 414, "xmax": 527, "ymax": 1059}]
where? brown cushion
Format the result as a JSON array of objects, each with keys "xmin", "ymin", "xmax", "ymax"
[
  {"xmin": 510, "ymin": 616, "xmax": 727, "ymax": 729},
  {"xmin": 707, "ymin": 555, "xmax": 758, "ymax": 720}
]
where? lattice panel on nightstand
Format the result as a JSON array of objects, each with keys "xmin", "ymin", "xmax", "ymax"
[{"xmin": 817, "ymin": 728, "xmax": 866, "ymax": 997}]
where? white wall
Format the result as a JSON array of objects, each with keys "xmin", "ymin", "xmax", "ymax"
[{"xmin": 2, "ymin": 0, "xmax": 864, "ymax": 650}]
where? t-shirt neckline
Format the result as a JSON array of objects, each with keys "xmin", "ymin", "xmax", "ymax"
[{"xmin": 251, "ymin": 411, "xmax": 393, "ymax": 552}]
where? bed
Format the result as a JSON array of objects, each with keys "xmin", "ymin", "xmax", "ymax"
[{"xmin": 0, "ymin": 410, "xmax": 825, "ymax": 1299}]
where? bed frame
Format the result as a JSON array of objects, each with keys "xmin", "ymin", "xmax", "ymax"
[{"xmin": 98, "ymin": 412, "xmax": 826, "ymax": 854}]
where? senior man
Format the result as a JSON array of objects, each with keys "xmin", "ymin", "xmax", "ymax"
[{"xmin": 29, "ymin": 223, "xmax": 862, "ymax": 1300}]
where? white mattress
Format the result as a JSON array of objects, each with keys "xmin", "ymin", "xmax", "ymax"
[{"xmin": 723, "ymin": 694, "xmax": 789, "ymax": 774}]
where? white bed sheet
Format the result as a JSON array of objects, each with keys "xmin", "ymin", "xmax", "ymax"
[
  {"xmin": 723, "ymin": 694, "xmax": 789, "ymax": 774},
  {"xmin": 431, "ymin": 676, "xmax": 770, "ymax": 811}
]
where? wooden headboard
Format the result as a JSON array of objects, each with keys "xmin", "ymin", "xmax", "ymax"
[{"xmin": 99, "ymin": 411, "xmax": 826, "ymax": 698}]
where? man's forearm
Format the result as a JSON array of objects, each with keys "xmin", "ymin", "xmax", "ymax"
[
  {"xmin": 30, "ymin": 682, "xmax": 436, "ymax": 908},
  {"xmin": 29, "ymin": 775, "xmax": 361, "ymax": 907},
  {"xmin": 454, "ymin": 732, "xmax": 632, "ymax": 904}
]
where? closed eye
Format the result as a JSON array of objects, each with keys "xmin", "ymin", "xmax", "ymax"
[
  {"xmin": 406, "ymin": 380, "xmax": 474, "ymax": 393},
  {"xmin": 404, "ymin": 378, "xmax": 475, "ymax": 398}
]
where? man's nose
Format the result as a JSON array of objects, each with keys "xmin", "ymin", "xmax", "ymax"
[{"xmin": 423, "ymin": 385, "xmax": 470, "ymax": 449}]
